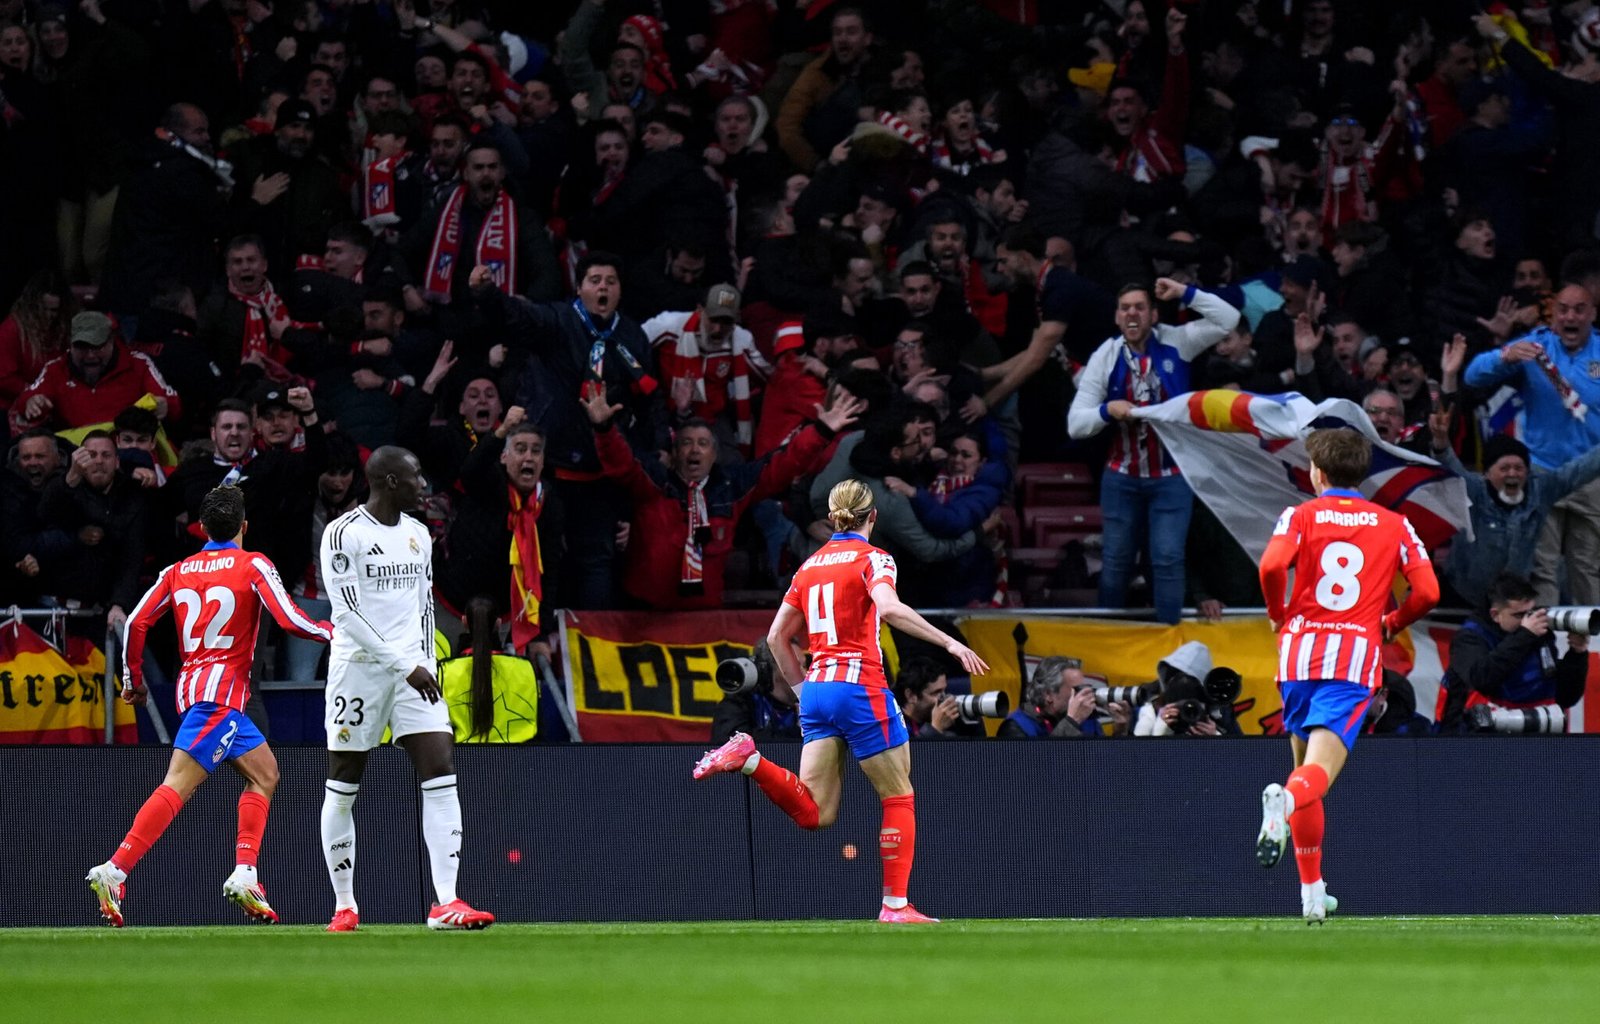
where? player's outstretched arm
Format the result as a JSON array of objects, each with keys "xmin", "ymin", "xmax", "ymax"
[
  {"xmin": 249, "ymin": 556, "xmax": 334, "ymax": 643},
  {"xmin": 121, "ymin": 566, "xmax": 176, "ymax": 703},
  {"xmin": 766, "ymin": 603, "xmax": 808, "ymax": 688},
  {"xmin": 869, "ymin": 583, "xmax": 990, "ymax": 676}
]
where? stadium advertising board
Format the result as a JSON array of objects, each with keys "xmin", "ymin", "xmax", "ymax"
[{"xmin": 0, "ymin": 620, "xmax": 135, "ymax": 743}]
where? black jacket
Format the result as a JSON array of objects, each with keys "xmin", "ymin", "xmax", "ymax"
[
  {"xmin": 588, "ymin": 146, "xmax": 730, "ymax": 269},
  {"xmin": 37, "ymin": 473, "xmax": 148, "ymax": 610},
  {"xmin": 99, "ymin": 135, "xmax": 231, "ymax": 314},
  {"xmin": 161, "ymin": 427, "xmax": 328, "ymax": 578},
  {"xmin": 227, "ymin": 134, "xmax": 345, "ymax": 272},
  {"xmin": 1439, "ymin": 614, "xmax": 1587, "ymax": 728},
  {"xmin": 485, "ymin": 291, "xmax": 669, "ymax": 476},
  {"xmin": 434, "ymin": 434, "xmax": 565, "ymax": 633}
]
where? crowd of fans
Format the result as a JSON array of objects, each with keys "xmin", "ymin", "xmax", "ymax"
[{"xmin": 6, "ymin": 0, "xmax": 1600, "ymax": 716}]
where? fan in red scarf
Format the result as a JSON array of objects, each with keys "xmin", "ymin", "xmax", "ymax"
[
  {"xmin": 361, "ymin": 112, "xmax": 412, "ymax": 239},
  {"xmin": 423, "ymin": 140, "xmax": 520, "ymax": 304},
  {"xmin": 620, "ymin": 15, "xmax": 678, "ymax": 94},
  {"xmin": 221, "ymin": 237, "xmax": 319, "ymax": 376},
  {"xmin": 644, "ymin": 285, "xmax": 772, "ymax": 456}
]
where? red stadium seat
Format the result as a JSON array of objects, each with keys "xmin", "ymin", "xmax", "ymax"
[
  {"xmin": 1015, "ymin": 463, "xmax": 1095, "ymax": 509},
  {"xmin": 1024, "ymin": 506, "xmax": 1104, "ymax": 548}
]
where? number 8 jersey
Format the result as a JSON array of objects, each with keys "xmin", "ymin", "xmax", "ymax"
[
  {"xmin": 1260, "ymin": 488, "xmax": 1439, "ymax": 689},
  {"xmin": 783, "ymin": 533, "xmax": 898, "ymax": 689}
]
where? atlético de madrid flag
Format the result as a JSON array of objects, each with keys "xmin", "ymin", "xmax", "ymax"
[{"xmin": 1130, "ymin": 390, "xmax": 1472, "ymax": 559}]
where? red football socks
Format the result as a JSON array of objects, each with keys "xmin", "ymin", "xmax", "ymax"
[
  {"xmin": 1286, "ymin": 764, "xmax": 1330, "ymax": 884},
  {"xmin": 879, "ymin": 794, "xmax": 916, "ymax": 901},
  {"xmin": 112, "ymin": 784, "xmax": 184, "ymax": 872},
  {"xmin": 748, "ymin": 756, "xmax": 820, "ymax": 830},
  {"xmin": 235, "ymin": 791, "xmax": 270, "ymax": 867}
]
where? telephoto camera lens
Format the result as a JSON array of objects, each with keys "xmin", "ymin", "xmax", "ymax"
[
  {"xmin": 714, "ymin": 657, "xmax": 761, "ymax": 696},
  {"xmin": 1466, "ymin": 704, "xmax": 1565, "ymax": 734},
  {"xmin": 1546, "ymin": 607, "xmax": 1600, "ymax": 636},
  {"xmin": 953, "ymin": 690, "xmax": 1010, "ymax": 723},
  {"xmin": 1202, "ymin": 667, "xmax": 1242, "ymax": 706},
  {"xmin": 1093, "ymin": 682, "xmax": 1160, "ymax": 706}
]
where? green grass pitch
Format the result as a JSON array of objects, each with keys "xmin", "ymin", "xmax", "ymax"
[{"xmin": 8, "ymin": 918, "xmax": 1600, "ymax": 1023}]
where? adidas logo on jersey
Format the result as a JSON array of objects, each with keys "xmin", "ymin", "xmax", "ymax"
[
  {"xmin": 368, "ymin": 544, "xmax": 384, "ymax": 555},
  {"xmin": 332, "ymin": 859, "xmax": 352, "ymax": 872}
]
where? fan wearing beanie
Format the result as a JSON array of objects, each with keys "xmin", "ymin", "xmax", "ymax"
[{"xmin": 1428, "ymin": 416, "xmax": 1600, "ymax": 608}]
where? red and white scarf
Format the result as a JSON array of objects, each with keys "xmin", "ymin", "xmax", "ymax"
[
  {"xmin": 927, "ymin": 471, "xmax": 1008, "ymax": 606},
  {"xmin": 624, "ymin": 15, "xmax": 678, "ymax": 94},
  {"xmin": 681, "ymin": 478, "xmax": 708, "ymax": 592},
  {"xmin": 876, "ymin": 111, "xmax": 929, "ymax": 154},
  {"xmin": 507, "ymin": 481, "xmax": 545, "ymax": 650},
  {"xmin": 1533, "ymin": 348, "xmax": 1589, "ymax": 422},
  {"xmin": 930, "ymin": 132, "xmax": 997, "ymax": 173},
  {"xmin": 655, "ymin": 310, "xmax": 757, "ymax": 452},
  {"xmin": 228, "ymin": 280, "xmax": 314, "ymax": 367},
  {"xmin": 362, "ymin": 151, "xmax": 409, "ymax": 230},
  {"xmin": 423, "ymin": 186, "xmax": 519, "ymax": 304}
]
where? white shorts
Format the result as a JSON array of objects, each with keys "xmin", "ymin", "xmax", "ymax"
[{"xmin": 325, "ymin": 658, "xmax": 448, "ymax": 751}]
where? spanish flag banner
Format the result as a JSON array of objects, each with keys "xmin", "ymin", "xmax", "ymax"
[
  {"xmin": 0, "ymin": 620, "xmax": 136, "ymax": 744},
  {"xmin": 1130, "ymin": 390, "xmax": 1471, "ymax": 560}
]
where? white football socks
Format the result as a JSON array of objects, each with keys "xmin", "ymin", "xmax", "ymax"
[
  {"xmin": 321, "ymin": 780, "xmax": 359, "ymax": 912},
  {"xmin": 419, "ymin": 774, "xmax": 462, "ymax": 906}
]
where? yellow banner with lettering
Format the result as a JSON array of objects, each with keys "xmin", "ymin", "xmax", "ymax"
[
  {"xmin": 562, "ymin": 610, "xmax": 773, "ymax": 742},
  {"xmin": 952, "ymin": 615, "xmax": 1287, "ymax": 734}
]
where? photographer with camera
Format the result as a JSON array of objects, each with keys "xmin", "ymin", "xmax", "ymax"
[
  {"xmin": 998, "ymin": 656, "xmax": 1123, "ymax": 738},
  {"xmin": 1438, "ymin": 573, "xmax": 1589, "ymax": 734},
  {"xmin": 1132, "ymin": 642, "xmax": 1243, "ymax": 737},
  {"xmin": 710, "ymin": 640, "xmax": 803, "ymax": 745},
  {"xmin": 893, "ymin": 657, "xmax": 992, "ymax": 739}
]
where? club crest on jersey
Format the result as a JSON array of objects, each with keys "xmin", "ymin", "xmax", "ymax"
[
  {"xmin": 331, "ymin": 552, "xmax": 350, "ymax": 574},
  {"xmin": 1162, "ymin": 359, "xmax": 1174, "ymax": 373},
  {"xmin": 409, "ymin": 536, "xmax": 420, "ymax": 553},
  {"xmin": 1589, "ymin": 361, "xmax": 1600, "ymax": 380}
]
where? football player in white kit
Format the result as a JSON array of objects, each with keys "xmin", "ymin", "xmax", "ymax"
[{"xmin": 318, "ymin": 446, "xmax": 494, "ymax": 932}]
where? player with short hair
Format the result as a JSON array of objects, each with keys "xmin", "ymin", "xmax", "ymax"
[
  {"xmin": 318, "ymin": 445, "xmax": 494, "ymax": 932},
  {"xmin": 692, "ymin": 479, "xmax": 990, "ymax": 923},
  {"xmin": 1256, "ymin": 428, "xmax": 1440, "ymax": 922},
  {"xmin": 86, "ymin": 485, "xmax": 334, "ymax": 927}
]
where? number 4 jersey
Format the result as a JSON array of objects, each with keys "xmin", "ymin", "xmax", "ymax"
[
  {"xmin": 783, "ymin": 533, "xmax": 898, "ymax": 689},
  {"xmin": 1260, "ymin": 488, "xmax": 1440, "ymax": 688},
  {"xmin": 123, "ymin": 542, "xmax": 335, "ymax": 714}
]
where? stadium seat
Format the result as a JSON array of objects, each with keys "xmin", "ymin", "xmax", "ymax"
[
  {"xmin": 1015, "ymin": 463, "xmax": 1095, "ymax": 509},
  {"xmin": 1024, "ymin": 506, "xmax": 1104, "ymax": 548}
]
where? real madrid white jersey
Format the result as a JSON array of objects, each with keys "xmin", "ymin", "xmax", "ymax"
[{"xmin": 320, "ymin": 506, "xmax": 435, "ymax": 675}]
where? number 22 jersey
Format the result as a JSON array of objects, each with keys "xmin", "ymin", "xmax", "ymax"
[
  {"xmin": 123, "ymin": 542, "xmax": 334, "ymax": 714},
  {"xmin": 1260, "ymin": 488, "xmax": 1439, "ymax": 688}
]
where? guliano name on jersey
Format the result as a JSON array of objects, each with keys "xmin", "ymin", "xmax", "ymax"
[{"xmin": 179, "ymin": 556, "xmax": 236, "ymax": 573}]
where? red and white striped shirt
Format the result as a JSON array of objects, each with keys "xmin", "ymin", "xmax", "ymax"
[
  {"xmin": 1260, "ymin": 489, "xmax": 1440, "ymax": 689},
  {"xmin": 783, "ymin": 534, "xmax": 897, "ymax": 689},
  {"xmin": 123, "ymin": 543, "xmax": 333, "ymax": 713}
]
